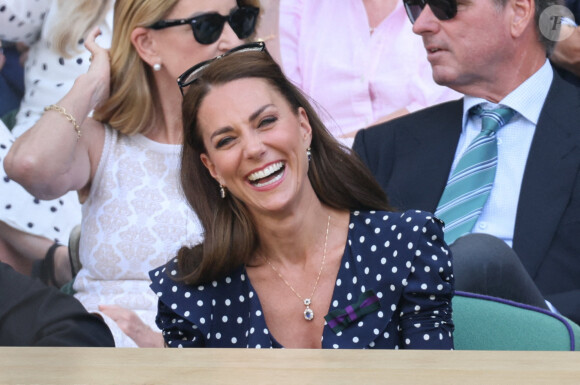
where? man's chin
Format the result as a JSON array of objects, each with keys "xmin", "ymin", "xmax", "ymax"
[{"xmin": 431, "ymin": 68, "xmax": 457, "ymax": 88}]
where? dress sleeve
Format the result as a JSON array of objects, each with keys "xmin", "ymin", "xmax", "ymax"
[
  {"xmin": 0, "ymin": 0, "xmax": 52, "ymax": 44},
  {"xmin": 398, "ymin": 214, "xmax": 454, "ymax": 349},
  {"xmin": 156, "ymin": 299, "xmax": 205, "ymax": 348}
]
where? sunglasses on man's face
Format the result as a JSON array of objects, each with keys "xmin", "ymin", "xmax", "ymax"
[
  {"xmin": 177, "ymin": 41, "xmax": 266, "ymax": 95},
  {"xmin": 148, "ymin": 6, "xmax": 259, "ymax": 45},
  {"xmin": 403, "ymin": 0, "xmax": 457, "ymax": 24}
]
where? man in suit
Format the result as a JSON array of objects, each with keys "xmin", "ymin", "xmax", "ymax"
[
  {"xmin": 353, "ymin": 0, "xmax": 580, "ymax": 324},
  {"xmin": 0, "ymin": 261, "xmax": 115, "ymax": 346}
]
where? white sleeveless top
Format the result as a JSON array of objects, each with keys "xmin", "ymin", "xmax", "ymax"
[{"xmin": 73, "ymin": 126, "xmax": 203, "ymax": 347}]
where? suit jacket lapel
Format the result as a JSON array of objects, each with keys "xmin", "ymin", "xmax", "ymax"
[
  {"xmin": 513, "ymin": 72, "xmax": 580, "ymax": 276},
  {"xmin": 391, "ymin": 100, "xmax": 464, "ymax": 212}
]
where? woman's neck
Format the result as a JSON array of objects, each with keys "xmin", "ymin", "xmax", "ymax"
[
  {"xmin": 253, "ymin": 202, "xmax": 332, "ymax": 267},
  {"xmin": 144, "ymin": 115, "xmax": 183, "ymax": 144},
  {"xmin": 144, "ymin": 84, "xmax": 184, "ymax": 145}
]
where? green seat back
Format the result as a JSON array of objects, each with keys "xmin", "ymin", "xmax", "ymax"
[{"xmin": 453, "ymin": 291, "xmax": 580, "ymax": 351}]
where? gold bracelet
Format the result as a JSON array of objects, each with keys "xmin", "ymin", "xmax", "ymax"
[{"xmin": 44, "ymin": 104, "xmax": 82, "ymax": 139}]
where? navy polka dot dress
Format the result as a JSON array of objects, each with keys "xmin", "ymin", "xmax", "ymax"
[{"xmin": 150, "ymin": 210, "xmax": 454, "ymax": 349}]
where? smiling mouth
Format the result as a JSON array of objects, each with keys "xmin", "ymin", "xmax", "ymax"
[
  {"xmin": 428, "ymin": 48, "xmax": 440, "ymax": 53},
  {"xmin": 247, "ymin": 161, "xmax": 286, "ymax": 188}
]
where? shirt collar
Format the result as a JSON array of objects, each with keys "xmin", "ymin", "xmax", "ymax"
[{"xmin": 462, "ymin": 59, "xmax": 553, "ymax": 128}]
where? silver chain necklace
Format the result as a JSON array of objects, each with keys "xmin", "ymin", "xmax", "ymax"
[{"xmin": 265, "ymin": 215, "xmax": 331, "ymax": 321}]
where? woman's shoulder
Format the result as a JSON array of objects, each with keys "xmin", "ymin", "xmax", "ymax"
[
  {"xmin": 350, "ymin": 209, "xmax": 441, "ymax": 230},
  {"xmin": 347, "ymin": 209, "xmax": 447, "ymax": 265},
  {"xmin": 150, "ymin": 258, "xmax": 245, "ymax": 291},
  {"xmin": 149, "ymin": 260, "xmax": 248, "ymax": 318}
]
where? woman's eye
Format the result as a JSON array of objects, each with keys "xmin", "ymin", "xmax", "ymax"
[
  {"xmin": 216, "ymin": 136, "xmax": 234, "ymax": 148},
  {"xmin": 259, "ymin": 116, "xmax": 277, "ymax": 127}
]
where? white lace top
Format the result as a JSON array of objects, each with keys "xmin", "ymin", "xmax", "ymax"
[{"xmin": 73, "ymin": 126, "xmax": 203, "ymax": 347}]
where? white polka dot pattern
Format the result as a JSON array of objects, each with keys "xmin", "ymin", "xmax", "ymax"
[
  {"xmin": 0, "ymin": 3, "xmax": 114, "ymax": 243},
  {"xmin": 0, "ymin": 2, "xmax": 113, "ymax": 138},
  {"xmin": 1, "ymin": 123, "xmax": 81, "ymax": 243},
  {"xmin": 150, "ymin": 210, "xmax": 454, "ymax": 349}
]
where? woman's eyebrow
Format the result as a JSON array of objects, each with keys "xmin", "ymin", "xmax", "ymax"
[
  {"xmin": 249, "ymin": 104, "xmax": 274, "ymax": 122},
  {"xmin": 209, "ymin": 104, "xmax": 275, "ymax": 141},
  {"xmin": 210, "ymin": 126, "xmax": 233, "ymax": 141}
]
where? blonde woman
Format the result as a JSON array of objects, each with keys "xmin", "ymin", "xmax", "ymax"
[{"xmin": 6, "ymin": 0, "xmax": 262, "ymax": 347}]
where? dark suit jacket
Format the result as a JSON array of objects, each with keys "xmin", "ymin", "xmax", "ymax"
[
  {"xmin": 0, "ymin": 262, "xmax": 115, "ymax": 346},
  {"xmin": 353, "ymin": 71, "xmax": 580, "ymax": 324}
]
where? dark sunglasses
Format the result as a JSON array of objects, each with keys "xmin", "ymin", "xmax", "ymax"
[
  {"xmin": 148, "ymin": 6, "xmax": 259, "ymax": 45},
  {"xmin": 177, "ymin": 41, "xmax": 266, "ymax": 95},
  {"xmin": 403, "ymin": 0, "xmax": 457, "ymax": 24}
]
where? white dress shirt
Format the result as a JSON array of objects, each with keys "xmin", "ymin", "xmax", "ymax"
[{"xmin": 449, "ymin": 60, "xmax": 553, "ymax": 246}]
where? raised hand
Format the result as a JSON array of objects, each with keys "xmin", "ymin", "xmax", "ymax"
[{"xmin": 83, "ymin": 27, "xmax": 111, "ymax": 111}]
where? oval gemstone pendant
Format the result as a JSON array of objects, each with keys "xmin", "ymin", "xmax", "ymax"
[
  {"xmin": 304, "ymin": 307, "xmax": 314, "ymax": 321},
  {"xmin": 303, "ymin": 298, "xmax": 314, "ymax": 321}
]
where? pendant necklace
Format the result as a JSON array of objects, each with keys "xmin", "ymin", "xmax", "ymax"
[{"xmin": 265, "ymin": 215, "xmax": 331, "ymax": 321}]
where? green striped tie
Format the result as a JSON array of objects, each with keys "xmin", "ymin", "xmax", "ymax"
[{"xmin": 435, "ymin": 106, "xmax": 516, "ymax": 244}]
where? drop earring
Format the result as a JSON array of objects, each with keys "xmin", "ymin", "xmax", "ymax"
[
  {"xmin": 153, "ymin": 63, "xmax": 162, "ymax": 72},
  {"xmin": 307, "ymin": 147, "xmax": 312, "ymax": 162},
  {"xmin": 220, "ymin": 184, "xmax": 226, "ymax": 199}
]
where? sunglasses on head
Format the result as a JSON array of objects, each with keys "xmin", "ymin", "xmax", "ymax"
[
  {"xmin": 148, "ymin": 6, "xmax": 259, "ymax": 45},
  {"xmin": 177, "ymin": 41, "xmax": 266, "ymax": 95},
  {"xmin": 403, "ymin": 0, "xmax": 457, "ymax": 24}
]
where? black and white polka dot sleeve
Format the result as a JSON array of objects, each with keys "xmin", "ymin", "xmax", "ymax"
[
  {"xmin": 156, "ymin": 298, "xmax": 205, "ymax": 348},
  {"xmin": 398, "ymin": 213, "xmax": 454, "ymax": 349},
  {"xmin": 0, "ymin": 1, "xmax": 51, "ymax": 44},
  {"xmin": 150, "ymin": 261, "xmax": 207, "ymax": 348}
]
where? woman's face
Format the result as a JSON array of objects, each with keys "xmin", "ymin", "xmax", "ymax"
[
  {"xmin": 150, "ymin": 0, "xmax": 249, "ymax": 81},
  {"xmin": 198, "ymin": 77, "xmax": 314, "ymax": 217}
]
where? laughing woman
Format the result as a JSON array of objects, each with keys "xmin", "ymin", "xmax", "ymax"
[{"xmin": 150, "ymin": 44, "xmax": 455, "ymax": 349}]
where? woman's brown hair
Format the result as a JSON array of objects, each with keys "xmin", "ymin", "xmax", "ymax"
[{"xmin": 178, "ymin": 48, "xmax": 392, "ymax": 285}]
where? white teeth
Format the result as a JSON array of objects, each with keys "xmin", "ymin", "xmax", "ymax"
[
  {"xmin": 248, "ymin": 162, "xmax": 284, "ymax": 182},
  {"xmin": 253, "ymin": 172, "xmax": 283, "ymax": 188}
]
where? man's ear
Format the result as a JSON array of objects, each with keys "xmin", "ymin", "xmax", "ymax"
[
  {"xmin": 509, "ymin": 0, "xmax": 535, "ymax": 39},
  {"xmin": 200, "ymin": 153, "xmax": 224, "ymax": 186},
  {"xmin": 130, "ymin": 27, "xmax": 159, "ymax": 67}
]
